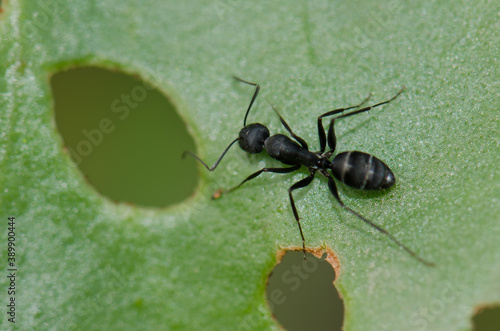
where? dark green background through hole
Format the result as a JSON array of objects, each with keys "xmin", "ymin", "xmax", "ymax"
[
  {"xmin": 267, "ymin": 251, "xmax": 344, "ymax": 331},
  {"xmin": 52, "ymin": 67, "xmax": 198, "ymax": 207},
  {"xmin": 472, "ymin": 305, "xmax": 500, "ymax": 331}
]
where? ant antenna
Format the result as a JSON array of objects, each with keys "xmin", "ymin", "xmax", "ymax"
[
  {"xmin": 233, "ymin": 76, "xmax": 260, "ymax": 126},
  {"xmin": 183, "ymin": 76, "xmax": 261, "ymax": 172},
  {"xmin": 182, "ymin": 138, "xmax": 239, "ymax": 172}
]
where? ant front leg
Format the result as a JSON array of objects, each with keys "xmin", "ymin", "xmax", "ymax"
[
  {"xmin": 269, "ymin": 104, "xmax": 309, "ymax": 149},
  {"xmin": 224, "ymin": 165, "xmax": 301, "ymax": 193}
]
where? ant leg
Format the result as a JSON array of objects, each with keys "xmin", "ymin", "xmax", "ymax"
[
  {"xmin": 233, "ymin": 76, "xmax": 260, "ymax": 127},
  {"xmin": 326, "ymin": 118, "xmax": 337, "ymax": 155},
  {"xmin": 330, "ymin": 87, "xmax": 405, "ymax": 122},
  {"xmin": 288, "ymin": 170, "xmax": 317, "ymax": 259},
  {"xmin": 183, "ymin": 138, "xmax": 240, "ymax": 171},
  {"xmin": 226, "ymin": 165, "xmax": 301, "ymax": 193},
  {"xmin": 317, "ymin": 93, "xmax": 372, "ymax": 153},
  {"xmin": 323, "ymin": 171, "xmax": 435, "ymax": 266},
  {"xmin": 268, "ymin": 103, "xmax": 309, "ymax": 149}
]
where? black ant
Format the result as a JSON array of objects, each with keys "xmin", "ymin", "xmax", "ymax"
[{"xmin": 184, "ymin": 77, "xmax": 434, "ymax": 266}]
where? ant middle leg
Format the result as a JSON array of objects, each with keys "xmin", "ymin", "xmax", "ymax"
[
  {"xmin": 324, "ymin": 87, "xmax": 405, "ymax": 155},
  {"xmin": 317, "ymin": 93, "xmax": 373, "ymax": 153},
  {"xmin": 329, "ymin": 87, "xmax": 406, "ymax": 122},
  {"xmin": 318, "ymin": 88, "xmax": 404, "ymax": 153},
  {"xmin": 288, "ymin": 170, "xmax": 316, "ymax": 259}
]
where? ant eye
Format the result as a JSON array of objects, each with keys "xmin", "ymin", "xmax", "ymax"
[{"xmin": 238, "ymin": 123, "xmax": 270, "ymax": 154}]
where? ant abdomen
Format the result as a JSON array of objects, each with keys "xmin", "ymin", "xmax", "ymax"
[{"xmin": 331, "ymin": 151, "xmax": 395, "ymax": 190}]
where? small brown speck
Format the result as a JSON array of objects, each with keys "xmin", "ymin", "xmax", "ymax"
[{"xmin": 212, "ymin": 189, "xmax": 223, "ymax": 199}]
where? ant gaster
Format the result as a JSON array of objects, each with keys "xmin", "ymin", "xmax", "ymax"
[{"xmin": 184, "ymin": 77, "xmax": 434, "ymax": 266}]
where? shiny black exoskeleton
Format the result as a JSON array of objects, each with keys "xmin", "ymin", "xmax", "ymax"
[{"xmin": 184, "ymin": 77, "xmax": 434, "ymax": 266}]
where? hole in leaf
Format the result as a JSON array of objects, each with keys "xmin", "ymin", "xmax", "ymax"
[
  {"xmin": 266, "ymin": 249, "xmax": 344, "ymax": 331},
  {"xmin": 472, "ymin": 304, "xmax": 500, "ymax": 331},
  {"xmin": 51, "ymin": 66, "xmax": 198, "ymax": 208}
]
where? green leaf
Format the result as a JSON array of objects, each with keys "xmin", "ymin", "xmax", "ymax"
[{"xmin": 1, "ymin": 0, "xmax": 499, "ymax": 330}]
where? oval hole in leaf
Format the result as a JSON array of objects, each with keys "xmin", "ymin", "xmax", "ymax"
[
  {"xmin": 472, "ymin": 304, "xmax": 500, "ymax": 331},
  {"xmin": 51, "ymin": 66, "xmax": 198, "ymax": 207},
  {"xmin": 266, "ymin": 250, "xmax": 344, "ymax": 331}
]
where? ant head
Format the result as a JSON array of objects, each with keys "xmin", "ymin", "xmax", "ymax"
[{"xmin": 238, "ymin": 123, "xmax": 270, "ymax": 154}]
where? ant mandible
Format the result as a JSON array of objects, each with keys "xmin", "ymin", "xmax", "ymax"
[{"xmin": 184, "ymin": 76, "xmax": 434, "ymax": 266}]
